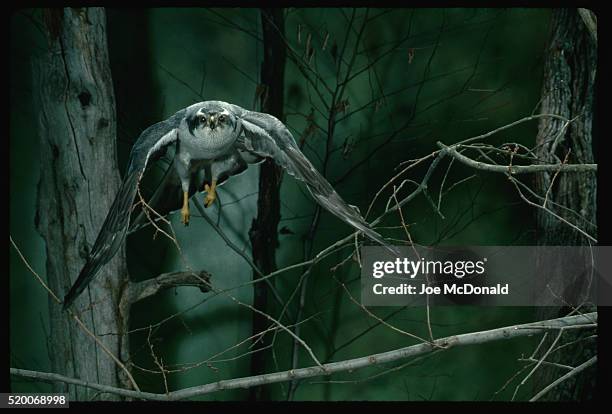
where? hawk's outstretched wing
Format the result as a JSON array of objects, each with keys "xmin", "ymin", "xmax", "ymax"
[
  {"xmin": 232, "ymin": 106, "xmax": 395, "ymax": 253},
  {"xmin": 62, "ymin": 109, "xmax": 185, "ymax": 309}
]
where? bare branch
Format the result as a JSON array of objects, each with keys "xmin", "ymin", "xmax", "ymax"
[
  {"xmin": 10, "ymin": 312, "xmax": 596, "ymax": 401},
  {"xmin": 438, "ymin": 142, "xmax": 597, "ymax": 174},
  {"xmin": 128, "ymin": 271, "xmax": 212, "ymax": 304}
]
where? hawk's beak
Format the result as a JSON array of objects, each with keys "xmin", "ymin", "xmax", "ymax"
[{"xmin": 209, "ymin": 116, "xmax": 217, "ymax": 130}]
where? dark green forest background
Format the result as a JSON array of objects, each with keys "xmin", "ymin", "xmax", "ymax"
[{"xmin": 10, "ymin": 8, "xmax": 554, "ymax": 400}]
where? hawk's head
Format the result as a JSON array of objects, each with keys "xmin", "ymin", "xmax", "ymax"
[{"xmin": 186, "ymin": 103, "xmax": 237, "ymax": 138}]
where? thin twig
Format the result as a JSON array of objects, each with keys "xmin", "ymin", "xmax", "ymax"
[
  {"xmin": 529, "ymin": 356, "xmax": 597, "ymax": 402},
  {"xmin": 9, "ymin": 235, "xmax": 141, "ymax": 392}
]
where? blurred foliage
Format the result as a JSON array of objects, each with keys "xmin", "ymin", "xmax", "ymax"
[{"xmin": 10, "ymin": 8, "xmax": 553, "ymax": 400}]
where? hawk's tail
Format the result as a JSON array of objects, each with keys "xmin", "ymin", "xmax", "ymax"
[{"xmin": 62, "ymin": 172, "xmax": 138, "ymax": 310}]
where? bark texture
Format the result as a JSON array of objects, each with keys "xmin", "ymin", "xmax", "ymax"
[
  {"xmin": 534, "ymin": 9, "xmax": 597, "ymax": 401},
  {"xmin": 35, "ymin": 7, "xmax": 129, "ymax": 400},
  {"xmin": 535, "ymin": 9, "xmax": 597, "ymax": 246},
  {"xmin": 248, "ymin": 8, "xmax": 286, "ymax": 401}
]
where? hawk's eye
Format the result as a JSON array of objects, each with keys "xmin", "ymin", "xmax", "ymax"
[
  {"xmin": 218, "ymin": 115, "xmax": 226, "ymax": 122},
  {"xmin": 198, "ymin": 115, "xmax": 206, "ymax": 124}
]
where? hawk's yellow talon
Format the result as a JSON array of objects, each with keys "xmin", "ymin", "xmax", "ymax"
[
  {"xmin": 181, "ymin": 208, "xmax": 190, "ymax": 225},
  {"xmin": 204, "ymin": 180, "xmax": 217, "ymax": 208},
  {"xmin": 181, "ymin": 191, "xmax": 190, "ymax": 225}
]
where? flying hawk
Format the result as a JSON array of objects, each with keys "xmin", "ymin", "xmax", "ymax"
[{"xmin": 63, "ymin": 101, "xmax": 394, "ymax": 309}]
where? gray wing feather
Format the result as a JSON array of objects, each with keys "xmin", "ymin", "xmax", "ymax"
[
  {"xmin": 234, "ymin": 108, "xmax": 394, "ymax": 252},
  {"xmin": 63, "ymin": 109, "xmax": 185, "ymax": 309}
]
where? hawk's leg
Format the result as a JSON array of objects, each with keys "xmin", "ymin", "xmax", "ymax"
[
  {"xmin": 204, "ymin": 180, "xmax": 217, "ymax": 208},
  {"xmin": 204, "ymin": 151, "xmax": 248, "ymax": 208},
  {"xmin": 175, "ymin": 154, "xmax": 193, "ymax": 226},
  {"xmin": 181, "ymin": 191, "xmax": 190, "ymax": 225}
]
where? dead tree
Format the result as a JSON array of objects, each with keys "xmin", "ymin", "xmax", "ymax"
[
  {"xmin": 248, "ymin": 8, "xmax": 286, "ymax": 401},
  {"xmin": 535, "ymin": 9, "xmax": 596, "ymax": 246},
  {"xmin": 35, "ymin": 8, "xmax": 129, "ymax": 400},
  {"xmin": 534, "ymin": 8, "xmax": 597, "ymax": 400}
]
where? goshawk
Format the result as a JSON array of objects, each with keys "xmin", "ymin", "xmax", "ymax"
[{"xmin": 63, "ymin": 101, "xmax": 392, "ymax": 309}]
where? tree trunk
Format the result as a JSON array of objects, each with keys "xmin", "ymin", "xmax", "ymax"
[
  {"xmin": 248, "ymin": 8, "xmax": 286, "ymax": 401},
  {"xmin": 534, "ymin": 8, "xmax": 597, "ymax": 400},
  {"xmin": 35, "ymin": 7, "xmax": 129, "ymax": 400},
  {"xmin": 535, "ymin": 9, "xmax": 597, "ymax": 246}
]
